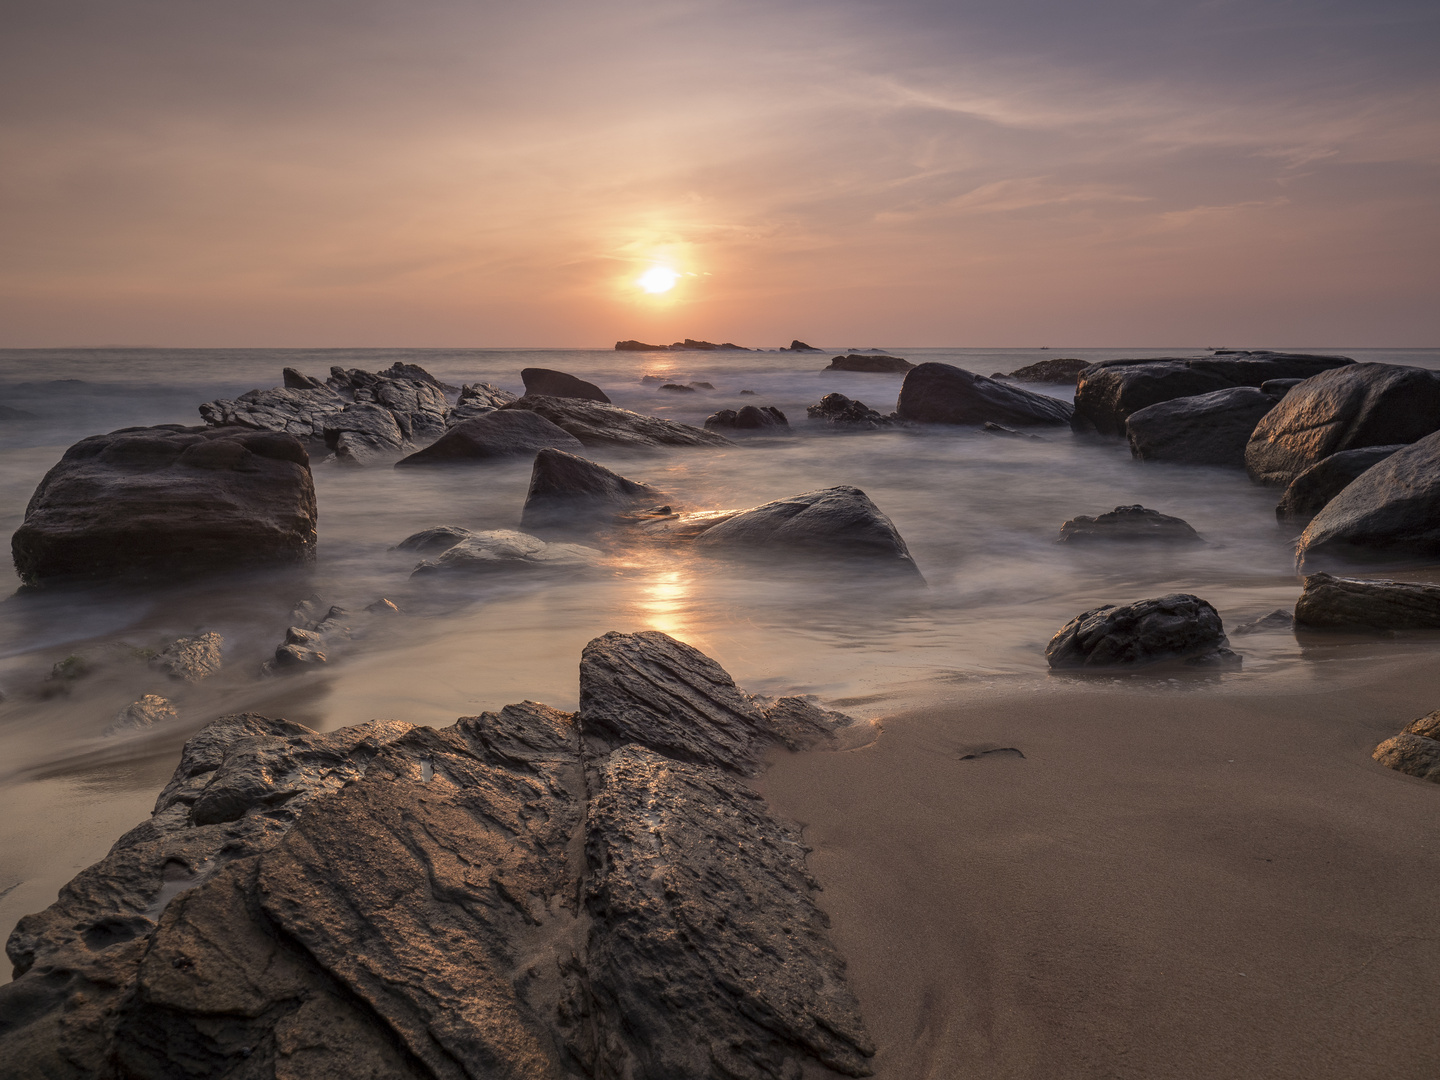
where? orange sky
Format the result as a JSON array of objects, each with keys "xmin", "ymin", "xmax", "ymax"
[{"xmin": 2, "ymin": 0, "xmax": 1437, "ymax": 347}]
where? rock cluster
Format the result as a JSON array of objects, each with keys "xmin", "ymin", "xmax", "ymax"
[
  {"xmin": 806, "ymin": 393, "xmax": 895, "ymax": 428},
  {"xmin": 1057, "ymin": 505, "xmax": 1202, "ymax": 544},
  {"xmin": 446, "ymin": 382, "xmax": 518, "ymax": 427},
  {"xmin": 896, "ymin": 362, "xmax": 1073, "ymax": 427},
  {"xmin": 1046, "ymin": 593, "xmax": 1237, "ymax": 668},
  {"xmin": 704, "ymin": 405, "xmax": 789, "ymax": 431}
]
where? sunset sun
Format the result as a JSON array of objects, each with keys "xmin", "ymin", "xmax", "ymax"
[{"xmin": 636, "ymin": 266, "xmax": 680, "ymax": 294}]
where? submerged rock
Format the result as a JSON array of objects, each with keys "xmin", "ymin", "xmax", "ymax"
[
  {"xmin": 704, "ymin": 404, "xmax": 788, "ymax": 431},
  {"xmin": 1045, "ymin": 593, "xmax": 1237, "ymax": 668},
  {"xmin": 826, "ymin": 353, "xmax": 914, "ymax": 373},
  {"xmin": 501, "ymin": 395, "xmax": 731, "ymax": 448},
  {"xmin": 392, "ymin": 524, "xmax": 473, "ymax": 555},
  {"xmin": 411, "ymin": 529, "xmax": 604, "ymax": 576},
  {"xmin": 150, "ymin": 632, "xmax": 223, "ymax": 682},
  {"xmin": 1373, "ymin": 711, "xmax": 1440, "ymax": 783},
  {"xmin": 520, "ymin": 448, "xmax": 662, "ymax": 529},
  {"xmin": 1275, "ymin": 445, "xmax": 1404, "ymax": 524},
  {"xmin": 896, "ymin": 362, "xmax": 1073, "ymax": 426},
  {"xmin": 1293, "ymin": 572, "xmax": 1440, "ymax": 631},
  {"xmin": 1126, "ymin": 386, "xmax": 1278, "ymax": 467},
  {"xmin": 394, "ymin": 408, "xmax": 583, "ymax": 466},
  {"xmin": 806, "ymin": 392, "xmax": 895, "ymax": 428},
  {"xmin": 1057, "ymin": 505, "xmax": 1202, "ymax": 544},
  {"xmin": 521, "ymin": 367, "xmax": 611, "ymax": 402}
]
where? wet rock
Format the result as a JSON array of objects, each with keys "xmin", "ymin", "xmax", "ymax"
[
  {"xmin": 520, "ymin": 367, "xmax": 611, "ymax": 403},
  {"xmin": 660, "ymin": 382, "xmax": 695, "ymax": 392},
  {"xmin": 1275, "ymin": 445, "xmax": 1404, "ymax": 524},
  {"xmin": 1126, "ymin": 386, "xmax": 1277, "ymax": 467},
  {"xmin": 520, "ymin": 448, "xmax": 663, "ymax": 529},
  {"xmin": 1045, "ymin": 593, "xmax": 1238, "ymax": 668},
  {"xmin": 826, "ymin": 354, "xmax": 914, "ymax": 373},
  {"xmin": 501, "ymin": 395, "xmax": 731, "ymax": 448},
  {"xmin": 983, "ymin": 421, "xmax": 1040, "ymax": 439},
  {"xmin": 994, "ymin": 358, "xmax": 1090, "ymax": 385},
  {"xmin": 105, "ymin": 694, "xmax": 177, "ymax": 736},
  {"xmin": 1293, "ymin": 572, "xmax": 1440, "ymax": 630},
  {"xmin": 896, "ymin": 362, "xmax": 1073, "ymax": 426},
  {"xmin": 394, "ymin": 408, "xmax": 583, "ymax": 466},
  {"xmin": 806, "ymin": 392, "xmax": 895, "ymax": 428},
  {"xmin": 1372, "ymin": 732, "xmax": 1440, "ymax": 783},
  {"xmin": 411, "ymin": 529, "xmax": 604, "ymax": 576},
  {"xmin": 11, "ymin": 425, "xmax": 317, "ymax": 586},
  {"xmin": 267, "ymin": 605, "xmax": 354, "ymax": 671},
  {"xmin": 1245, "ymin": 363, "xmax": 1440, "ymax": 485},
  {"xmin": 1057, "ymin": 505, "xmax": 1202, "ymax": 544},
  {"xmin": 150, "ymin": 632, "xmax": 223, "ymax": 683},
  {"xmin": 1231, "ymin": 609, "xmax": 1295, "ymax": 634},
  {"xmin": 615, "ymin": 339, "xmax": 667, "ymax": 351},
  {"xmin": 445, "ymin": 382, "xmax": 517, "ymax": 428},
  {"xmin": 704, "ymin": 405, "xmax": 788, "ymax": 431},
  {"xmin": 392, "ymin": 524, "xmax": 474, "ymax": 555}
]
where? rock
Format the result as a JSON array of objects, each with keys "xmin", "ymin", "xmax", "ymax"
[
  {"xmin": 1057, "ymin": 505, "xmax": 1202, "ymax": 544},
  {"xmin": 1073, "ymin": 351, "xmax": 1354, "ymax": 437},
  {"xmin": 500, "ymin": 395, "xmax": 732, "ymax": 448},
  {"xmin": 660, "ymin": 382, "xmax": 696, "ymax": 392},
  {"xmin": 806, "ymin": 393, "xmax": 895, "ymax": 428},
  {"xmin": 198, "ymin": 385, "xmax": 345, "ymax": 442},
  {"xmin": 896, "ymin": 362, "xmax": 1073, "ymax": 426},
  {"xmin": 1125, "ymin": 386, "xmax": 1277, "ymax": 466},
  {"xmin": 739, "ymin": 389, "xmax": 757, "ymax": 395},
  {"xmin": 445, "ymin": 382, "xmax": 517, "ymax": 428},
  {"xmin": 1245, "ymin": 363, "xmax": 1440, "ymax": 485},
  {"xmin": 394, "ymin": 409, "xmax": 583, "ymax": 466},
  {"xmin": 392, "ymin": 525, "xmax": 473, "ymax": 554},
  {"xmin": 1275, "ymin": 445, "xmax": 1404, "ymax": 524},
  {"xmin": 1261, "ymin": 378, "xmax": 1304, "ymax": 396},
  {"xmin": 1231, "ymin": 609, "xmax": 1295, "ymax": 634},
  {"xmin": 983, "ymin": 421, "xmax": 1040, "ymax": 439},
  {"xmin": 105, "ymin": 694, "xmax": 177, "ymax": 736},
  {"xmin": 374, "ymin": 361, "xmax": 460, "ymax": 394},
  {"xmin": 1045, "ymin": 593, "xmax": 1238, "ymax": 668},
  {"xmin": 1372, "ymin": 732, "xmax": 1440, "ymax": 782},
  {"xmin": 670, "ymin": 339, "xmax": 748, "ymax": 351},
  {"xmin": 1293, "ymin": 572, "xmax": 1440, "ymax": 630},
  {"xmin": 615, "ymin": 339, "xmax": 667, "ymax": 351},
  {"xmin": 322, "ymin": 401, "xmax": 407, "ymax": 464},
  {"xmin": 1297, "ymin": 431, "xmax": 1440, "ymax": 566},
  {"xmin": 411, "ymin": 529, "xmax": 604, "ymax": 576},
  {"xmin": 997, "ymin": 358, "xmax": 1090, "ymax": 385},
  {"xmin": 282, "ymin": 367, "xmax": 326, "ymax": 390},
  {"xmin": 783, "ymin": 339, "xmax": 822, "ymax": 351},
  {"xmin": 826, "ymin": 354, "xmax": 914, "ymax": 373},
  {"xmin": 520, "ymin": 448, "xmax": 662, "ymax": 529},
  {"xmin": 150, "ymin": 632, "xmax": 223, "ymax": 682},
  {"xmin": 704, "ymin": 405, "xmax": 788, "ymax": 431},
  {"xmin": 520, "ymin": 367, "xmax": 611, "ymax": 403},
  {"xmin": 267, "ymin": 604, "xmax": 354, "ymax": 671},
  {"xmin": 689, "ymin": 381, "xmax": 714, "ymax": 390},
  {"xmin": 11, "ymin": 426, "xmax": 317, "ymax": 587}
]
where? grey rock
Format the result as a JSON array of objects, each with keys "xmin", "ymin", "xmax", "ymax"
[
  {"xmin": 520, "ymin": 366, "xmax": 611, "ymax": 403},
  {"xmin": 520, "ymin": 448, "xmax": 662, "ymax": 529},
  {"xmin": 983, "ymin": 421, "xmax": 1040, "ymax": 439},
  {"xmin": 1045, "ymin": 593, "xmax": 1237, "ymax": 668},
  {"xmin": 446, "ymin": 382, "xmax": 518, "ymax": 428},
  {"xmin": 324, "ymin": 402, "xmax": 406, "ymax": 464},
  {"xmin": 150, "ymin": 632, "xmax": 223, "ymax": 682},
  {"xmin": 411, "ymin": 529, "xmax": 604, "ymax": 576},
  {"xmin": 1275, "ymin": 445, "xmax": 1404, "ymax": 524},
  {"xmin": 282, "ymin": 367, "xmax": 327, "ymax": 390},
  {"xmin": 805, "ymin": 393, "xmax": 895, "ymax": 428},
  {"xmin": 660, "ymin": 382, "xmax": 696, "ymax": 392},
  {"xmin": 105, "ymin": 694, "xmax": 177, "ymax": 736},
  {"xmin": 896, "ymin": 362, "xmax": 1073, "ymax": 426},
  {"xmin": 1293, "ymin": 572, "xmax": 1440, "ymax": 630},
  {"xmin": 704, "ymin": 405, "xmax": 789, "ymax": 431},
  {"xmin": 1057, "ymin": 505, "xmax": 1202, "ymax": 544},
  {"xmin": 501, "ymin": 395, "xmax": 732, "ymax": 449},
  {"xmin": 1372, "ymin": 711, "xmax": 1440, "ymax": 782},
  {"xmin": 1126, "ymin": 386, "xmax": 1277, "ymax": 467},
  {"xmin": 393, "ymin": 525, "xmax": 474, "ymax": 555},
  {"xmin": 826, "ymin": 354, "xmax": 914, "ymax": 373},
  {"xmin": 395, "ymin": 409, "xmax": 583, "ymax": 466},
  {"xmin": 198, "ymin": 385, "xmax": 345, "ymax": 441}
]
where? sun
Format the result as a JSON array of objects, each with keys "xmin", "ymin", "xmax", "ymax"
[{"xmin": 636, "ymin": 266, "xmax": 679, "ymax": 294}]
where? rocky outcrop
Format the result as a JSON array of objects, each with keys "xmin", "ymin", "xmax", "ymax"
[
  {"xmin": 783, "ymin": 340, "xmax": 821, "ymax": 351},
  {"xmin": 11, "ymin": 426, "xmax": 317, "ymax": 587},
  {"xmin": 1373, "ymin": 711, "xmax": 1440, "ymax": 783},
  {"xmin": 520, "ymin": 367, "xmax": 611, "ymax": 403},
  {"xmin": 1072, "ymin": 351, "xmax": 1353, "ymax": 437},
  {"xmin": 0, "ymin": 634, "xmax": 874, "ymax": 1080},
  {"xmin": 992, "ymin": 358, "xmax": 1090, "ymax": 385},
  {"xmin": 1045, "ymin": 593, "xmax": 1238, "ymax": 668},
  {"xmin": 1125, "ymin": 386, "xmax": 1278, "ymax": 467},
  {"xmin": 1275, "ymin": 445, "xmax": 1403, "ymax": 524},
  {"xmin": 669, "ymin": 339, "xmax": 748, "ymax": 351},
  {"xmin": 411, "ymin": 529, "xmax": 604, "ymax": 576},
  {"xmin": 394, "ymin": 409, "xmax": 584, "ymax": 466},
  {"xmin": 806, "ymin": 393, "xmax": 895, "ymax": 428},
  {"xmin": 520, "ymin": 449, "xmax": 662, "ymax": 529},
  {"xmin": 1245, "ymin": 363, "xmax": 1440, "ymax": 486},
  {"xmin": 501, "ymin": 395, "xmax": 732, "ymax": 448},
  {"xmin": 704, "ymin": 405, "xmax": 788, "ymax": 431},
  {"xmin": 1057, "ymin": 505, "xmax": 1202, "ymax": 544},
  {"xmin": 826, "ymin": 354, "xmax": 914, "ymax": 373},
  {"xmin": 446, "ymin": 382, "xmax": 517, "ymax": 428},
  {"xmin": 1293, "ymin": 572, "xmax": 1440, "ymax": 630},
  {"xmin": 150, "ymin": 632, "xmax": 223, "ymax": 682},
  {"xmin": 615, "ymin": 339, "xmax": 667, "ymax": 351},
  {"xmin": 896, "ymin": 363, "xmax": 1073, "ymax": 426},
  {"xmin": 1296, "ymin": 431, "xmax": 1440, "ymax": 567}
]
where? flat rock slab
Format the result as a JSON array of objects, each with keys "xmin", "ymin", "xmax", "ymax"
[
  {"xmin": 1057, "ymin": 505, "xmax": 1202, "ymax": 544},
  {"xmin": 395, "ymin": 409, "xmax": 583, "ymax": 465},
  {"xmin": 520, "ymin": 367, "xmax": 611, "ymax": 403},
  {"xmin": 1293, "ymin": 572, "xmax": 1440, "ymax": 630},
  {"xmin": 502, "ymin": 395, "xmax": 732, "ymax": 448},
  {"xmin": 896, "ymin": 362, "xmax": 1073, "ymax": 426},
  {"xmin": 1275, "ymin": 445, "xmax": 1404, "ymax": 524},
  {"xmin": 1126, "ymin": 386, "xmax": 1277, "ymax": 467},
  {"xmin": 1045, "ymin": 593, "xmax": 1237, "ymax": 668}
]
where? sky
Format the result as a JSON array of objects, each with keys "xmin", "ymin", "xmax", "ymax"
[{"xmin": 1, "ymin": 0, "xmax": 1437, "ymax": 348}]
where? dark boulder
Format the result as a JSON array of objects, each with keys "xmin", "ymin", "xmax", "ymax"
[
  {"xmin": 519, "ymin": 366, "xmax": 610, "ymax": 403},
  {"xmin": 659, "ymin": 382, "xmax": 695, "ymax": 392},
  {"xmin": 826, "ymin": 354, "xmax": 914, "ymax": 373},
  {"xmin": 806, "ymin": 393, "xmax": 894, "ymax": 428},
  {"xmin": 11, "ymin": 426, "xmax": 317, "ymax": 587},
  {"xmin": 995, "ymin": 358, "xmax": 1090, "ymax": 385},
  {"xmin": 1125, "ymin": 386, "xmax": 1277, "ymax": 467},
  {"xmin": 1293, "ymin": 572, "xmax": 1440, "ymax": 630},
  {"xmin": 1245, "ymin": 363, "xmax": 1440, "ymax": 486},
  {"xmin": 520, "ymin": 448, "xmax": 662, "ymax": 529},
  {"xmin": 282, "ymin": 367, "xmax": 326, "ymax": 390},
  {"xmin": 1057, "ymin": 505, "xmax": 1202, "ymax": 544},
  {"xmin": 1275, "ymin": 445, "xmax": 1404, "ymax": 524},
  {"xmin": 670, "ymin": 339, "xmax": 748, "ymax": 351},
  {"xmin": 704, "ymin": 405, "xmax": 788, "ymax": 431},
  {"xmin": 1045, "ymin": 593, "xmax": 1237, "ymax": 668},
  {"xmin": 501, "ymin": 395, "xmax": 731, "ymax": 448},
  {"xmin": 896, "ymin": 362, "xmax": 1073, "ymax": 426},
  {"xmin": 615, "ymin": 339, "xmax": 667, "ymax": 351},
  {"xmin": 394, "ymin": 409, "xmax": 582, "ymax": 466}
]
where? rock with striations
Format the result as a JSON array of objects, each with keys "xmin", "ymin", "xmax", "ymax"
[
  {"xmin": 394, "ymin": 408, "xmax": 583, "ymax": 466},
  {"xmin": 1072, "ymin": 351, "xmax": 1353, "ymax": 437},
  {"xmin": 806, "ymin": 393, "xmax": 895, "ymax": 429},
  {"xmin": 1057, "ymin": 505, "xmax": 1202, "ymax": 544},
  {"xmin": 704, "ymin": 404, "xmax": 789, "ymax": 431},
  {"xmin": 1125, "ymin": 386, "xmax": 1279, "ymax": 467},
  {"xmin": 993, "ymin": 358, "xmax": 1090, "ymax": 385},
  {"xmin": 1275, "ymin": 445, "xmax": 1404, "ymax": 524},
  {"xmin": 11, "ymin": 425, "xmax": 316, "ymax": 587},
  {"xmin": 1245, "ymin": 363, "xmax": 1440, "ymax": 486},
  {"xmin": 410, "ymin": 529, "xmax": 604, "ymax": 576},
  {"xmin": 1296, "ymin": 431, "xmax": 1440, "ymax": 567},
  {"xmin": 520, "ymin": 448, "xmax": 662, "ymax": 529},
  {"xmin": 520, "ymin": 367, "xmax": 611, "ymax": 403},
  {"xmin": 501, "ymin": 395, "xmax": 731, "ymax": 448},
  {"xmin": 1045, "ymin": 593, "xmax": 1238, "ymax": 668},
  {"xmin": 444, "ymin": 382, "xmax": 517, "ymax": 428},
  {"xmin": 826, "ymin": 354, "xmax": 914, "ymax": 373},
  {"xmin": 896, "ymin": 362, "xmax": 1073, "ymax": 426},
  {"xmin": 1372, "ymin": 710, "xmax": 1440, "ymax": 783},
  {"xmin": 1293, "ymin": 572, "xmax": 1440, "ymax": 630}
]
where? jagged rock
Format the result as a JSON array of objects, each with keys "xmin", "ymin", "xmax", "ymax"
[
  {"xmin": 994, "ymin": 358, "xmax": 1090, "ymax": 385},
  {"xmin": 783, "ymin": 339, "xmax": 821, "ymax": 351},
  {"xmin": 1373, "ymin": 710, "xmax": 1440, "ymax": 782},
  {"xmin": 1125, "ymin": 386, "xmax": 1278, "ymax": 467},
  {"xmin": 616, "ymin": 339, "xmax": 667, "ymax": 351},
  {"xmin": 267, "ymin": 605, "xmax": 353, "ymax": 671},
  {"xmin": 896, "ymin": 363, "xmax": 1073, "ymax": 426},
  {"xmin": 1293, "ymin": 572, "xmax": 1440, "ymax": 630},
  {"xmin": 1245, "ymin": 363, "xmax": 1440, "ymax": 486},
  {"xmin": 322, "ymin": 401, "xmax": 407, "ymax": 464},
  {"xmin": 520, "ymin": 448, "xmax": 662, "ymax": 529},
  {"xmin": 11, "ymin": 426, "xmax": 316, "ymax": 586},
  {"xmin": 446, "ymin": 382, "xmax": 518, "ymax": 428},
  {"xmin": 198, "ymin": 385, "xmax": 345, "ymax": 441},
  {"xmin": 501, "ymin": 395, "xmax": 731, "ymax": 448},
  {"xmin": 1057, "ymin": 505, "xmax": 1202, "ymax": 544},
  {"xmin": 826, "ymin": 354, "xmax": 914, "ymax": 373},
  {"xmin": 105, "ymin": 694, "xmax": 177, "ymax": 736},
  {"xmin": 393, "ymin": 525, "xmax": 474, "ymax": 554},
  {"xmin": 282, "ymin": 367, "xmax": 326, "ymax": 390},
  {"xmin": 704, "ymin": 405, "xmax": 788, "ymax": 431},
  {"xmin": 806, "ymin": 393, "xmax": 894, "ymax": 428},
  {"xmin": 1045, "ymin": 593, "xmax": 1238, "ymax": 668},
  {"xmin": 660, "ymin": 382, "xmax": 693, "ymax": 392},
  {"xmin": 411, "ymin": 529, "xmax": 604, "ymax": 576},
  {"xmin": 1275, "ymin": 445, "xmax": 1404, "ymax": 524},
  {"xmin": 373, "ymin": 361, "xmax": 460, "ymax": 394},
  {"xmin": 150, "ymin": 632, "xmax": 223, "ymax": 682},
  {"xmin": 1297, "ymin": 431, "xmax": 1440, "ymax": 566},
  {"xmin": 1073, "ymin": 351, "xmax": 1354, "ymax": 437},
  {"xmin": 394, "ymin": 409, "xmax": 583, "ymax": 466},
  {"xmin": 520, "ymin": 367, "xmax": 611, "ymax": 403}
]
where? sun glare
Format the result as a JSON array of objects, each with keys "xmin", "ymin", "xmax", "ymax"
[{"xmin": 637, "ymin": 266, "xmax": 679, "ymax": 294}]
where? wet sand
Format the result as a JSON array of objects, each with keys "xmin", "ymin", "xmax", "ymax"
[{"xmin": 758, "ymin": 657, "xmax": 1440, "ymax": 1080}]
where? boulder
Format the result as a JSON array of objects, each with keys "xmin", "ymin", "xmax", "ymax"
[
  {"xmin": 1125, "ymin": 386, "xmax": 1278, "ymax": 467},
  {"xmin": 1057, "ymin": 505, "xmax": 1202, "ymax": 544},
  {"xmin": 445, "ymin": 382, "xmax": 517, "ymax": 428},
  {"xmin": 150, "ymin": 632, "xmax": 223, "ymax": 682},
  {"xmin": 198, "ymin": 385, "xmax": 345, "ymax": 442},
  {"xmin": 1293, "ymin": 572, "xmax": 1440, "ymax": 630},
  {"xmin": 1297, "ymin": 431, "xmax": 1440, "ymax": 566},
  {"xmin": 806, "ymin": 392, "xmax": 895, "ymax": 428},
  {"xmin": 1245, "ymin": 363, "xmax": 1440, "ymax": 485},
  {"xmin": 896, "ymin": 362, "xmax": 1073, "ymax": 426},
  {"xmin": 392, "ymin": 525, "xmax": 473, "ymax": 554},
  {"xmin": 1045, "ymin": 593, "xmax": 1237, "ymax": 668},
  {"xmin": 1275, "ymin": 445, "xmax": 1404, "ymax": 524},
  {"xmin": 982, "ymin": 421, "xmax": 1040, "ymax": 439},
  {"xmin": 105, "ymin": 695, "xmax": 178, "ymax": 736},
  {"xmin": 1073, "ymin": 351, "xmax": 1353, "ymax": 437},
  {"xmin": 520, "ymin": 448, "xmax": 662, "ymax": 529},
  {"xmin": 615, "ymin": 339, "xmax": 667, "ymax": 351},
  {"xmin": 826, "ymin": 354, "xmax": 914, "ymax": 373},
  {"xmin": 1373, "ymin": 710, "xmax": 1440, "ymax": 782},
  {"xmin": 322, "ymin": 401, "xmax": 407, "ymax": 464},
  {"xmin": 994, "ymin": 358, "xmax": 1090, "ymax": 385},
  {"xmin": 500, "ymin": 395, "xmax": 731, "ymax": 448},
  {"xmin": 521, "ymin": 367, "xmax": 611, "ymax": 402},
  {"xmin": 704, "ymin": 405, "xmax": 789, "ymax": 431},
  {"xmin": 410, "ymin": 529, "xmax": 604, "ymax": 576},
  {"xmin": 11, "ymin": 426, "xmax": 317, "ymax": 587},
  {"xmin": 783, "ymin": 339, "xmax": 822, "ymax": 351},
  {"xmin": 282, "ymin": 367, "xmax": 326, "ymax": 390},
  {"xmin": 394, "ymin": 409, "xmax": 583, "ymax": 466}
]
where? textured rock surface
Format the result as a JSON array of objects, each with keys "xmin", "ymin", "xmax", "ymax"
[
  {"xmin": 1057, "ymin": 505, "xmax": 1202, "ymax": 544},
  {"xmin": 395, "ymin": 409, "xmax": 584, "ymax": 466},
  {"xmin": 150, "ymin": 632, "xmax": 224, "ymax": 682},
  {"xmin": 1245, "ymin": 363, "xmax": 1440, "ymax": 485},
  {"xmin": 520, "ymin": 367, "xmax": 611, "ymax": 403},
  {"xmin": 1045, "ymin": 593, "xmax": 1236, "ymax": 668},
  {"xmin": 1373, "ymin": 710, "xmax": 1440, "ymax": 782},
  {"xmin": 995, "ymin": 358, "xmax": 1090, "ymax": 385},
  {"xmin": 896, "ymin": 362, "xmax": 1073, "ymax": 426},
  {"xmin": 105, "ymin": 694, "xmax": 177, "ymax": 736},
  {"xmin": 1125, "ymin": 386, "xmax": 1277, "ymax": 467},
  {"xmin": 446, "ymin": 382, "xmax": 518, "ymax": 428},
  {"xmin": 267, "ymin": 603, "xmax": 355, "ymax": 670},
  {"xmin": 502, "ymin": 395, "xmax": 731, "ymax": 448},
  {"xmin": 520, "ymin": 448, "xmax": 662, "ymax": 529},
  {"xmin": 11, "ymin": 425, "xmax": 317, "ymax": 586},
  {"xmin": 1293, "ymin": 572, "xmax": 1440, "ymax": 630},
  {"xmin": 704, "ymin": 405, "xmax": 788, "ymax": 431},
  {"xmin": 411, "ymin": 529, "xmax": 604, "ymax": 576},
  {"xmin": 805, "ymin": 393, "xmax": 895, "ymax": 428},
  {"xmin": 1275, "ymin": 445, "xmax": 1403, "ymax": 524},
  {"xmin": 826, "ymin": 354, "xmax": 914, "ymax": 372}
]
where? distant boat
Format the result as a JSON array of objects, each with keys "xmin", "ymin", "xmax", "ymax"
[{"xmin": 1039, "ymin": 346, "xmax": 1050, "ymax": 350}]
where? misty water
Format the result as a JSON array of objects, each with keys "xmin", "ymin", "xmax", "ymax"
[{"xmin": 2, "ymin": 344, "xmax": 1438, "ymax": 952}]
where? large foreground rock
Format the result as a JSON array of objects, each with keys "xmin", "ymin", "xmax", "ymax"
[
  {"xmin": 11, "ymin": 425, "xmax": 316, "ymax": 586},
  {"xmin": 1125, "ymin": 386, "xmax": 1278, "ymax": 466},
  {"xmin": 1057, "ymin": 505, "xmax": 1201, "ymax": 544},
  {"xmin": 1275, "ymin": 445, "xmax": 1404, "ymax": 524},
  {"xmin": 394, "ymin": 409, "xmax": 583, "ymax": 466},
  {"xmin": 520, "ymin": 448, "xmax": 662, "ymax": 528},
  {"xmin": 1373, "ymin": 711, "xmax": 1440, "ymax": 783},
  {"xmin": 0, "ymin": 634, "xmax": 874, "ymax": 1080},
  {"xmin": 502, "ymin": 395, "xmax": 731, "ymax": 448},
  {"xmin": 1045, "ymin": 593, "xmax": 1237, "ymax": 668},
  {"xmin": 896, "ymin": 362, "xmax": 1073, "ymax": 426},
  {"xmin": 1293, "ymin": 572, "xmax": 1440, "ymax": 630},
  {"xmin": 520, "ymin": 367, "xmax": 611, "ymax": 403},
  {"xmin": 1245, "ymin": 363, "xmax": 1440, "ymax": 485}
]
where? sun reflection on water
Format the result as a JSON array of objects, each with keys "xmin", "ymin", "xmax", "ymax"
[{"xmin": 634, "ymin": 567, "xmax": 692, "ymax": 637}]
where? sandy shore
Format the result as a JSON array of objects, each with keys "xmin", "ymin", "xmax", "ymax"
[{"xmin": 757, "ymin": 657, "xmax": 1440, "ymax": 1080}]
